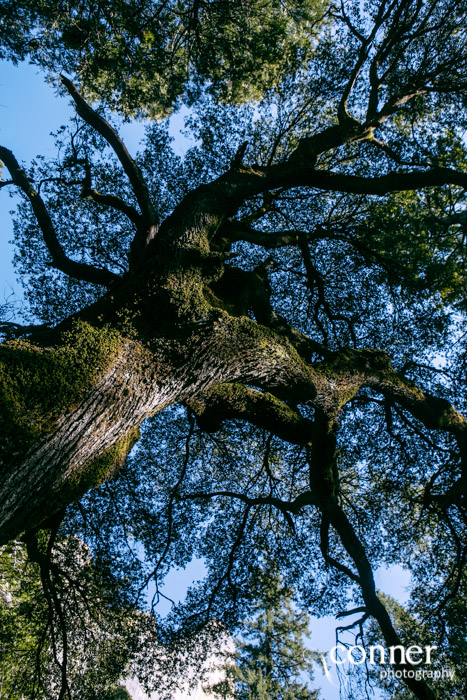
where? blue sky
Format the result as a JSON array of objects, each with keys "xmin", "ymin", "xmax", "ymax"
[
  {"xmin": 0, "ymin": 61, "xmax": 189, "ymax": 312},
  {"xmin": 0, "ymin": 59, "xmax": 412, "ymax": 700},
  {"xmin": 1, "ymin": 62, "xmax": 73, "ymax": 302}
]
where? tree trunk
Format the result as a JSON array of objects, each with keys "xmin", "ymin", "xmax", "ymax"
[{"xmin": 0, "ymin": 309, "xmax": 321, "ymax": 545}]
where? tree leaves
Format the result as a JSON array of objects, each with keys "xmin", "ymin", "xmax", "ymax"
[{"xmin": 0, "ymin": 0, "xmax": 328, "ymax": 118}]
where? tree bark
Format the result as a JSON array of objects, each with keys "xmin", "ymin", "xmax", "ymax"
[{"xmin": 0, "ymin": 311, "xmax": 322, "ymax": 544}]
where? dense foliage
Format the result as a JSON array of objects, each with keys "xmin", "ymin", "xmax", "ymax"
[{"xmin": 0, "ymin": 0, "xmax": 326, "ymax": 117}]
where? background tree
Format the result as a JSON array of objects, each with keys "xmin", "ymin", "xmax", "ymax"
[
  {"xmin": 0, "ymin": 533, "xmax": 144, "ymax": 699},
  {"xmin": 1, "ymin": 1, "xmax": 467, "ymax": 699},
  {"xmin": 212, "ymin": 568, "xmax": 319, "ymax": 700}
]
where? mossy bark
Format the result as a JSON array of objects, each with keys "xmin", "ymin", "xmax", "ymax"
[{"xmin": 0, "ymin": 309, "xmax": 319, "ymax": 544}]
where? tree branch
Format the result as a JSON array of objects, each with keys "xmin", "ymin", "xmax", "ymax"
[
  {"xmin": 82, "ymin": 188, "xmax": 141, "ymax": 223},
  {"xmin": 60, "ymin": 75, "xmax": 158, "ymax": 264},
  {"xmin": 309, "ymin": 409, "xmax": 437, "ymax": 700},
  {"xmin": 0, "ymin": 320, "xmax": 49, "ymax": 339},
  {"xmin": 186, "ymin": 383, "xmax": 313, "ymax": 445},
  {"xmin": 219, "ymin": 220, "xmax": 321, "ymax": 249},
  {"xmin": 0, "ymin": 146, "xmax": 120, "ymax": 287},
  {"xmin": 53, "ymin": 136, "xmax": 142, "ymax": 225},
  {"xmin": 170, "ymin": 156, "xmax": 467, "ymax": 254},
  {"xmin": 179, "ymin": 489, "xmax": 316, "ymax": 515},
  {"xmin": 274, "ymin": 164, "xmax": 467, "ymax": 196},
  {"xmin": 220, "ymin": 219, "xmax": 397, "ymax": 279},
  {"xmin": 337, "ymin": 0, "xmax": 390, "ymax": 123}
]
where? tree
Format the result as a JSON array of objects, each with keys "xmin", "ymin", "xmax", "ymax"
[
  {"xmin": 1, "ymin": 1, "xmax": 467, "ymax": 698},
  {"xmin": 345, "ymin": 591, "xmax": 463, "ymax": 700},
  {"xmin": 212, "ymin": 569, "xmax": 319, "ymax": 699},
  {"xmin": 0, "ymin": 535, "xmax": 141, "ymax": 699}
]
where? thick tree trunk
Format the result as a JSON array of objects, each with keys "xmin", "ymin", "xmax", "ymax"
[
  {"xmin": 2, "ymin": 81, "xmax": 467, "ymax": 700},
  {"xmin": 0, "ymin": 312, "xmax": 321, "ymax": 545}
]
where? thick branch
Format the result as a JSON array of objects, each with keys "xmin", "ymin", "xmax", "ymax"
[
  {"xmin": 0, "ymin": 321, "xmax": 49, "ymax": 339},
  {"xmin": 186, "ymin": 383, "xmax": 313, "ymax": 445},
  {"xmin": 60, "ymin": 75, "xmax": 158, "ymax": 262},
  {"xmin": 364, "ymin": 364, "xmax": 467, "ymax": 436},
  {"xmin": 81, "ymin": 187, "xmax": 141, "ymax": 225},
  {"xmin": 327, "ymin": 504, "xmax": 435, "ymax": 700},
  {"xmin": 161, "ymin": 157, "xmax": 467, "ymax": 260},
  {"xmin": 273, "ymin": 164, "xmax": 467, "ymax": 195},
  {"xmin": 219, "ymin": 220, "xmax": 318, "ymax": 248},
  {"xmin": 145, "ymin": 115, "xmax": 467, "ymax": 285},
  {"xmin": 310, "ymin": 348, "xmax": 467, "ymax": 445},
  {"xmin": 310, "ymin": 410, "xmax": 436, "ymax": 700},
  {"xmin": 0, "ymin": 146, "xmax": 119, "ymax": 287}
]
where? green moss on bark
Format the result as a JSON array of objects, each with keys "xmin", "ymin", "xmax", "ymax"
[
  {"xmin": 0, "ymin": 320, "xmax": 122, "ymax": 468},
  {"xmin": 62, "ymin": 426, "xmax": 140, "ymax": 505}
]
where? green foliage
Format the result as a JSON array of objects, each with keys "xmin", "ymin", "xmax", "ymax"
[
  {"xmin": 355, "ymin": 182, "xmax": 467, "ymax": 305},
  {"xmin": 0, "ymin": 538, "xmax": 140, "ymax": 700},
  {"xmin": 212, "ymin": 569, "xmax": 319, "ymax": 699},
  {"xmin": 0, "ymin": 0, "xmax": 327, "ymax": 117},
  {"xmin": 0, "ymin": 542, "xmax": 46, "ymax": 699},
  {"xmin": 362, "ymin": 594, "xmax": 463, "ymax": 700},
  {"xmin": 101, "ymin": 688, "xmax": 132, "ymax": 700}
]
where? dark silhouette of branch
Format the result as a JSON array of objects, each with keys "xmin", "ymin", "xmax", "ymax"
[
  {"xmin": 23, "ymin": 513, "xmax": 71, "ymax": 700},
  {"xmin": 82, "ymin": 187, "xmax": 141, "ymax": 224},
  {"xmin": 178, "ymin": 488, "xmax": 316, "ymax": 515},
  {"xmin": 309, "ymin": 410, "xmax": 437, "ymax": 700},
  {"xmin": 0, "ymin": 146, "xmax": 120, "ymax": 287},
  {"xmin": 78, "ymin": 155, "xmax": 141, "ymax": 225},
  {"xmin": 0, "ymin": 321, "xmax": 49, "ymax": 339}
]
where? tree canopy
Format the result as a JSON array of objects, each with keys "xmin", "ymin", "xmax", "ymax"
[
  {"xmin": 2, "ymin": 1, "xmax": 467, "ymax": 699},
  {"xmin": 0, "ymin": 0, "xmax": 326, "ymax": 117}
]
